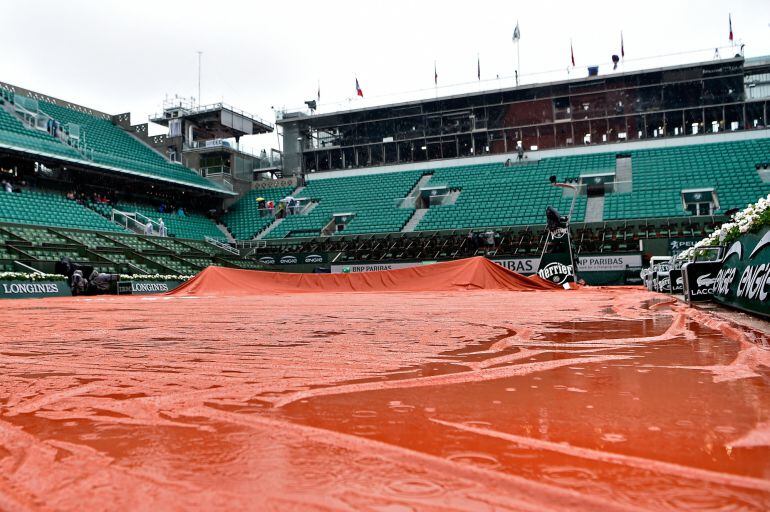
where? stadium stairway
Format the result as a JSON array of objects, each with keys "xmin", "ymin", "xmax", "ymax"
[
  {"xmin": 402, "ymin": 209, "xmax": 429, "ymax": 232},
  {"xmin": 255, "ymin": 218, "xmax": 285, "ymax": 240},
  {"xmin": 584, "ymin": 196, "xmax": 604, "ymax": 223}
]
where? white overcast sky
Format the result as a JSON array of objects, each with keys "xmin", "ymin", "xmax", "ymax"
[{"xmin": 1, "ymin": 0, "xmax": 769, "ymax": 152}]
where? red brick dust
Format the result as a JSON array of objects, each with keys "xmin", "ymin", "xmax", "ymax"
[{"xmin": 1, "ymin": 287, "xmax": 770, "ymax": 511}]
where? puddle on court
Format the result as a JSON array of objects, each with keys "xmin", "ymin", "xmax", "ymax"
[{"xmin": 279, "ymin": 316, "xmax": 770, "ymax": 511}]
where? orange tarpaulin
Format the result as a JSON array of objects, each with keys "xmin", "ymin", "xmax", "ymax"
[{"xmin": 170, "ymin": 256, "xmax": 558, "ymax": 296}]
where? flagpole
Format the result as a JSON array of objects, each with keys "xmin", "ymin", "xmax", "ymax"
[
  {"xmin": 434, "ymin": 60, "xmax": 438, "ymax": 99},
  {"xmin": 512, "ymin": 21, "xmax": 521, "ymax": 87}
]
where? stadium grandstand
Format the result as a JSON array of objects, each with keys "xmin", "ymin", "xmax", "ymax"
[{"xmin": 1, "ymin": 54, "xmax": 770, "ymax": 277}]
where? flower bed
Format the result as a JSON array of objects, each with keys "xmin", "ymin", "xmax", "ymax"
[
  {"xmin": 678, "ymin": 194, "xmax": 770, "ymax": 261},
  {"xmin": 0, "ymin": 272, "xmax": 67, "ymax": 282},
  {"xmin": 120, "ymin": 274, "xmax": 193, "ymax": 282}
]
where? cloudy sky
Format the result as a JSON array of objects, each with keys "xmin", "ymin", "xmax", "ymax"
[{"xmin": 1, "ymin": 0, "xmax": 768, "ymax": 151}]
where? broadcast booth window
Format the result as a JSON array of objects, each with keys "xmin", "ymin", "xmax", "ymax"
[{"xmin": 682, "ymin": 189, "xmax": 717, "ymax": 216}]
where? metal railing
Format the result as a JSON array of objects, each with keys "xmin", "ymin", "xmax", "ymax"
[
  {"xmin": 111, "ymin": 209, "xmax": 160, "ymax": 234},
  {"xmin": 204, "ymin": 236, "xmax": 239, "ymax": 255},
  {"xmin": 151, "ymin": 101, "xmax": 273, "ymax": 130}
]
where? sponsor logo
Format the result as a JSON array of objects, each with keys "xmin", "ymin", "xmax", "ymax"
[
  {"xmin": 259, "ymin": 257, "xmax": 275, "ymax": 265},
  {"xmin": 714, "ymin": 267, "xmax": 738, "ymax": 296},
  {"xmin": 538, "ymin": 262, "xmax": 573, "ymax": 284},
  {"xmin": 676, "ymin": 277, "xmax": 683, "ymax": 287},
  {"xmin": 736, "ymin": 263, "xmax": 770, "ymax": 301},
  {"xmin": 304, "ymin": 254, "xmax": 323, "ymax": 264},
  {"xmin": 493, "ymin": 258, "xmax": 538, "ymax": 274},
  {"xmin": 1, "ymin": 282, "xmax": 59, "ymax": 294},
  {"xmin": 131, "ymin": 282, "xmax": 169, "ymax": 293},
  {"xmin": 696, "ymin": 273, "xmax": 716, "ymax": 288},
  {"xmin": 350, "ymin": 264, "xmax": 395, "ymax": 272},
  {"xmin": 279, "ymin": 255, "xmax": 298, "ymax": 264}
]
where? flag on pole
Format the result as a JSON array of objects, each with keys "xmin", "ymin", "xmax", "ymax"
[
  {"xmin": 621, "ymin": 32, "xmax": 625, "ymax": 59},
  {"xmin": 513, "ymin": 21, "xmax": 520, "ymax": 42},
  {"xmin": 570, "ymin": 41, "xmax": 575, "ymax": 67},
  {"xmin": 434, "ymin": 61, "xmax": 438, "ymax": 86},
  {"xmin": 729, "ymin": 13, "xmax": 733, "ymax": 42},
  {"xmin": 355, "ymin": 78, "xmax": 363, "ymax": 98},
  {"xmin": 477, "ymin": 54, "xmax": 481, "ymax": 80}
]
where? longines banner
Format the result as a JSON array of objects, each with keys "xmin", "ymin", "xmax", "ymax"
[
  {"xmin": 712, "ymin": 227, "xmax": 770, "ymax": 317},
  {"xmin": 128, "ymin": 281, "xmax": 184, "ymax": 295},
  {"xmin": 0, "ymin": 281, "xmax": 69, "ymax": 299}
]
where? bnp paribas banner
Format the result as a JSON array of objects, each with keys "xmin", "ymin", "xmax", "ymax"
[{"xmin": 712, "ymin": 227, "xmax": 770, "ymax": 318}]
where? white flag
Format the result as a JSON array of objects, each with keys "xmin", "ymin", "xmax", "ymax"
[{"xmin": 513, "ymin": 22, "xmax": 521, "ymax": 42}]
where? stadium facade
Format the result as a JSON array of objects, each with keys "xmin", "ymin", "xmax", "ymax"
[{"xmin": 279, "ymin": 56, "xmax": 770, "ymax": 175}]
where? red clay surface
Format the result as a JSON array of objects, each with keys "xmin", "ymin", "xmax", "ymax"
[{"xmin": 1, "ymin": 286, "xmax": 770, "ymax": 511}]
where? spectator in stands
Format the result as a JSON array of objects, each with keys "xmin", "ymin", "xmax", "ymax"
[
  {"xmin": 144, "ymin": 221, "xmax": 154, "ymax": 236},
  {"xmin": 517, "ymin": 144, "xmax": 524, "ymax": 161},
  {"xmin": 267, "ymin": 200, "xmax": 275, "ymax": 216},
  {"xmin": 66, "ymin": 191, "xmax": 75, "ymax": 200},
  {"xmin": 158, "ymin": 218, "xmax": 167, "ymax": 237},
  {"xmin": 504, "ymin": 158, "xmax": 512, "ymax": 167},
  {"xmin": 276, "ymin": 201, "xmax": 286, "ymax": 219},
  {"xmin": 467, "ymin": 231, "xmax": 480, "ymax": 250},
  {"xmin": 177, "ymin": 207, "xmax": 186, "ymax": 217},
  {"xmin": 2, "ymin": 180, "xmax": 12, "ymax": 194},
  {"xmin": 159, "ymin": 203, "xmax": 166, "ymax": 213},
  {"xmin": 256, "ymin": 197, "xmax": 266, "ymax": 217}
]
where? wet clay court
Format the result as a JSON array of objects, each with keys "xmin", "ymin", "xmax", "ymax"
[{"xmin": 1, "ymin": 286, "xmax": 770, "ymax": 511}]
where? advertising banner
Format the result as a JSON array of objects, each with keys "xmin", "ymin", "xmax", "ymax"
[
  {"xmin": 537, "ymin": 253, "xmax": 574, "ymax": 285},
  {"xmin": 576, "ymin": 254, "xmax": 642, "ymax": 272},
  {"xmin": 669, "ymin": 269, "xmax": 684, "ymax": 294},
  {"xmin": 331, "ymin": 262, "xmax": 433, "ymax": 273},
  {"xmin": 491, "ymin": 258, "xmax": 540, "ymax": 275},
  {"xmin": 0, "ymin": 281, "xmax": 69, "ymax": 299},
  {"xmin": 128, "ymin": 281, "xmax": 185, "ymax": 294},
  {"xmin": 682, "ymin": 261, "xmax": 720, "ymax": 303},
  {"xmin": 711, "ymin": 228, "xmax": 770, "ymax": 317},
  {"xmin": 668, "ymin": 238, "xmax": 701, "ymax": 255},
  {"xmin": 258, "ymin": 253, "xmax": 327, "ymax": 265}
]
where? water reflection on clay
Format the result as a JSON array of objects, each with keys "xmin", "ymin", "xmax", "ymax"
[{"xmin": 1, "ymin": 288, "xmax": 769, "ymax": 511}]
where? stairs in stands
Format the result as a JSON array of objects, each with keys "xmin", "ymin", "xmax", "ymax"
[
  {"xmin": 584, "ymin": 195, "xmax": 605, "ymax": 223},
  {"xmin": 255, "ymin": 218, "xmax": 285, "ymax": 240},
  {"xmin": 402, "ymin": 208, "xmax": 429, "ymax": 232},
  {"xmin": 216, "ymin": 223, "xmax": 235, "ymax": 243},
  {"xmin": 399, "ymin": 173, "xmax": 433, "ymax": 208},
  {"xmin": 615, "ymin": 155, "xmax": 633, "ymax": 193}
]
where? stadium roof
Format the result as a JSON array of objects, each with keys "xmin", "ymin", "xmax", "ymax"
[{"xmin": 278, "ymin": 56, "xmax": 749, "ymax": 125}]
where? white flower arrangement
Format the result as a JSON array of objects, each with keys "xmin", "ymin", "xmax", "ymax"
[
  {"xmin": 684, "ymin": 193, "xmax": 770, "ymax": 254},
  {"xmin": 0, "ymin": 272, "xmax": 67, "ymax": 282},
  {"xmin": 119, "ymin": 274, "xmax": 193, "ymax": 281}
]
